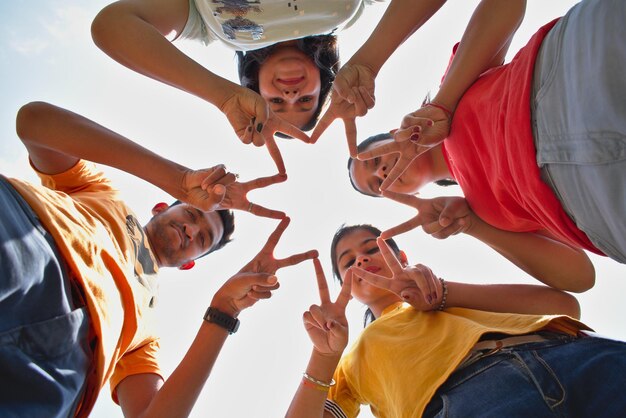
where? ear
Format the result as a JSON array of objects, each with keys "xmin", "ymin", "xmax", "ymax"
[
  {"xmin": 152, "ymin": 202, "xmax": 169, "ymax": 216},
  {"xmin": 398, "ymin": 250, "xmax": 408, "ymax": 267},
  {"xmin": 178, "ymin": 260, "xmax": 195, "ymax": 271}
]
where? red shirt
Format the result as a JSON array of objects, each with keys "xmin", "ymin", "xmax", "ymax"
[{"xmin": 441, "ymin": 19, "xmax": 603, "ymax": 255}]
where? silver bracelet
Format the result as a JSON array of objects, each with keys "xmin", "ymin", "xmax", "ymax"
[
  {"xmin": 437, "ymin": 278, "xmax": 448, "ymax": 311},
  {"xmin": 302, "ymin": 372, "xmax": 335, "ymax": 388}
]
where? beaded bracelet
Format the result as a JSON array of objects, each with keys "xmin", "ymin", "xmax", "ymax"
[
  {"xmin": 302, "ymin": 372, "xmax": 335, "ymax": 392},
  {"xmin": 437, "ymin": 278, "xmax": 448, "ymax": 311},
  {"xmin": 423, "ymin": 102, "xmax": 454, "ymax": 119}
]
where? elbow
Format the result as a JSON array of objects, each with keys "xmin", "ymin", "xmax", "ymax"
[
  {"xmin": 91, "ymin": 3, "xmax": 122, "ymax": 51},
  {"xmin": 565, "ymin": 261, "xmax": 596, "ymax": 294},
  {"xmin": 16, "ymin": 101, "xmax": 53, "ymax": 143},
  {"xmin": 557, "ymin": 292, "xmax": 581, "ymax": 320}
]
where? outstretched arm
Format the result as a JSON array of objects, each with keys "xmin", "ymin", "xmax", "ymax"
[
  {"xmin": 380, "ymin": 193, "xmax": 595, "ymax": 293},
  {"xmin": 352, "ymin": 239, "xmax": 581, "ymax": 319}
]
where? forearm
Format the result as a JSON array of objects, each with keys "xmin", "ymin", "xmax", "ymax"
[
  {"xmin": 466, "ymin": 215, "xmax": 595, "ymax": 293},
  {"xmin": 445, "ymin": 282, "xmax": 581, "ymax": 319},
  {"xmin": 347, "ymin": 0, "xmax": 446, "ymax": 74},
  {"xmin": 16, "ymin": 102, "xmax": 187, "ymax": 197},
  {"xmin": 285, "ymin": 350, "xmax": 341, "ymax": 418},
  {"xmin": 432, "ymin": 0, "xmax": 526, "ymax": 111},
  {"xmin": 92, "ymin": 0, "xmax": 234, "ymax": 108}
]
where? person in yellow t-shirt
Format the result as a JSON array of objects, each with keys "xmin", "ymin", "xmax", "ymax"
[
  {"xmin": 287, "ymin": 224, "xmax": 626, "ymax": 418},
  {"xmin": 0, "ymin": 101, "xmax": 316, "ymax": 418}
]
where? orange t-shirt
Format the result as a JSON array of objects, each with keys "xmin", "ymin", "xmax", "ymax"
[{"xmin": 8, "ymin": 160, "xmax": 164, "ymax": 416}]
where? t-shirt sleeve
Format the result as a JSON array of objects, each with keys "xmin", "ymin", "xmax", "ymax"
[
  {"xmin": 326, "ymin": 361, "xmax": 360, "ymax": 418},
  {"xmin": 109, "ymin": 339, "xmax": 164, "ymax": 404},
  {"xmin": 35, "ymin": 159, "xmax": 116, "ymax": 195},
  {"xmin": 177, "ymin": 0, "xmax": 217, "ymax": 45}
]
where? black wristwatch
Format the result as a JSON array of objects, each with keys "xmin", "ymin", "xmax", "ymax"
[{"xmin": 203, "ymin": 307, "xmax": 240, "ymax": 334}]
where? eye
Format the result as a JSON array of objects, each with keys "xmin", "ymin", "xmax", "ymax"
[
  {"xmin": 367, "ymin": 247, "xmax": 380, "ymax": 255},
  {"xmin": 185, "ymin": 209, "xmax": 196, "ymax": 221},
  {"xmin": 200, "ymin": 232, "xmax": 206, "ymax": 247},
  {"xmin": 342, "ymin": 257, "xmax": 356, "ymax": 270},
  {"xmin": 299, "ymin": 96, "xmax": 313, "ymax": 103},
  {"xmin": 374, "ymin": 157, "xmax": 380, "ymax": 167},
  {"xmin": 270, "ymin": 98, "xmax": 284, "ymax": 104}
]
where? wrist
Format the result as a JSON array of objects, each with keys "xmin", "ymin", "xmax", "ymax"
[
  {"xmin": 209, "ymin": 296, "xmax": 240, "ymax": 318},
  {"xmin": 203, "ymin": 306, "xmax": 240, "ymax": 334}
]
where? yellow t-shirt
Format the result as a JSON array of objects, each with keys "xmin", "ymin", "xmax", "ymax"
[
  {"xmin": 326, "ymin": 303, "xmax": 589, "ymax": 418},
  {"xmin": 8, "ymin": 160, "xmax": 163, "ymax": 416}
]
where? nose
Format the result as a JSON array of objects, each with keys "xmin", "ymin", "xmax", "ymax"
[
  {"xmin": 356, "ymin": 255, "xmax": 370, "ymax": 268},
  {"xmin": 374, "ymin": 164, "xmax": 388, "ymax": 179},
  {"xmin": 282, "ymin": 88, "xmax": 300, "ymax": 99},
  {"xmin": 183, "ymin": 223, "xmax": 200, "ymax": 241}
]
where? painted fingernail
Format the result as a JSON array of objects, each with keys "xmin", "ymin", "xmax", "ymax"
[
  {"xmin": 267, "ymin": 275, "xmax": 278, "ymax": 284},
  {"xmin": 213, "ymin": 184, "xmax": 225, "ymax": 195},
  {"xmin": 256, "ymin": 123, "xmax": 264, "ymax": 133},
  {"xmin": 410, "ymin": 133, "xmax": 420, "ymax": 142},
  {"xmin": 413, "ymin": 126, "xmax": 421, "ymax": 133},
  {"xmin": 427, "ymin": 295, "xmax": 433, "ymax": 304},
  {"xmin": 427, "ymin": 120, "xmax": 434, "ymax": 126}
]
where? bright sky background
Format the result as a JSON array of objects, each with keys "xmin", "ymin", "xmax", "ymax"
[{"xmin": 1, "ymin": 1, "xmax": 624, "ymax": 417}]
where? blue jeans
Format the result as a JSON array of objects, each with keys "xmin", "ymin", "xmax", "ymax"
[
  {"xmin": 423, "ymin": 335, "xmax": 626, "ymax": 418},
  {"xmin": 0, "ymin": 177, "xmax": 92, "ymax": 418}
]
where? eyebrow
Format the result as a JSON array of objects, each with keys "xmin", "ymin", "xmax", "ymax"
[{"xmin": 337, "ymin": 237, "xmax": 377, "ymax": 263}]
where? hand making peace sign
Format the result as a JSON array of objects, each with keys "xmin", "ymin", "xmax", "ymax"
[
  {"xmin": 381, "ymin": 192, "xmax": 473, "ymax": 239},
  {"xmin": 303, "ymin": 259, "xmax": 353, "ymax": 356},
  {"xmin": 351, "ymin": 238, "xmax": 442, "ymax": 310}
]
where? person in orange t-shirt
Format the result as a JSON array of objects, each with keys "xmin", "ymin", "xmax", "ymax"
[{"xmin": 0, "ymin": 102, "xmax": 316, "ymax": 417}]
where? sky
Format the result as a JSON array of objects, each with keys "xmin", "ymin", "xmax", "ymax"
[{"xmin": 1, "ymin": 1, "xmax": 624, "ymax": 417}]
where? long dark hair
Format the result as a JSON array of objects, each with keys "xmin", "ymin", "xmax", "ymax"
[
  {"xmin": 236, "ymin": 34, "xmax": 340, "ymax": 132},
  {"xmin": 330, "ymin": 224, "xmax": 401, "ymax": 327}
]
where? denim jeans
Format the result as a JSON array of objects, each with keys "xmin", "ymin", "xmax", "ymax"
[
  {"xmin": 0, "ymin": 177, "xmax": 92, "ymax": 418},
  {"xmin": 423, "ymin": 335, "xmax": 626, "ymax": 418}
]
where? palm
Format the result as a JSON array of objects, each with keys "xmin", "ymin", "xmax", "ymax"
[
  {"xmin": 209, "ymin": 173, "xmax": 287, "ymax": 219},
  {"xmin": 180, "ymin": 165, "xmax": 236, "ymax": 211}
]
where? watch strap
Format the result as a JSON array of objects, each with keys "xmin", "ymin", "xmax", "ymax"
[{"xmin": 203, "ymin": 307, "xmax": 240, "ymax": 334}]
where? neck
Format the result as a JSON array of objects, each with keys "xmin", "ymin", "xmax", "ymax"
[
  {"xmin": 429, "ymin": 144, "xmax": 452, "ymax": 183},
  {"xmin": 368, "ymin": 294, "xmax": 402, "ymax": 318}
]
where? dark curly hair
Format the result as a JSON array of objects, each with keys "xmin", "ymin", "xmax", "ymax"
[{"xmin": 236, "ymin": 34, "xmax": 340, "ymax": 133}]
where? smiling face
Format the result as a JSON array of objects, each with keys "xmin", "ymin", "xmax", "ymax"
[
  {"xmin": 333, "ymin": 228, "xmax": 400, "ymax": 307},
  {"xmin": 144, "ymin": 204, "xmax": 224, "ymax": 268},
  {"xmin": 258, "ymin": 45, "xmax": 322, "ymax": 129},
  {"xmin": 349, "ymin": 138, "xmax": 434, "ymax": 197}
]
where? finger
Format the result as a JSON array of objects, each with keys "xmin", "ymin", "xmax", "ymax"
[
  {"xmin": 261, "ymin": 217, "xmax": 291, "ymax": 253},
  {"xmin": 310, "ymin": 107, "xmax": 336, "ymax": 144},
  {"xmin": 360, "ymin": 86, "xmax": 375, "ymax": 110},
  {"xmin": 343, "ymin": 117, "xmax": 358, "ymax": 158},
  {"xmin": 242, "ymin": 173, "xmax": 288, "ymax": 192},
  {"xmin": 332, "ymin": 76, "xmax": 352, "ymax": 102},
  {"xmin": 274, "ymin": 119, "xmax": 311, "ymax": 144},
  {"xmin": 303, "ymin": 310, "xmax": 324, "ymax": 331},
  {"xmin": 248, "ymin": 202, "xmax": 286, "ymax": 220},
  {"xmin": 251, "ymin": 130, "xmax": 265, "ymax": 147},
  {"xmin": 308, "ymin": 305, "xmax": 329, "ymax": 330},
  {"xmin": 375, "ymin": 237, "xmax": 403, "ymax": 275},
  {"xmin": 200, "ymin": 165, "xmax": 227, "ymax": 187},
  {"xmin": 241, "ymin": 124, "xmax": 254, "ymax": 145},
  {"xmin": 351, "ymin": 266, "xmax": 393, "ymax": 290},
  {"xmin": 357, "ymin": 141, "xmax": 399, "ymax": 161},
  {"xmin": 379, "ymin": 156, "xmax": 412, "ymax": 191},
  {"xmin": 350, "ymin": 86, "xmax": 367, "ymax": 116},
  {"xmin": 211, "ymin": 172, "xmax": 238, "ymax": 188},
  {"xmin": 335, "ymin": 269, "xmax": 353, "ymax": 309},
  {"xmin": 381, "ymin": 190, "xmax": 421, "ymax": 209},
  {"xmin": 415, "ymin": 264, "xmax": 439, "ymax": 304},
  {"xmin": 203, "ymin": 184, "xmax": 227, "ymax": 208},
  {"xmin": 381, "ymin": 216, "xmax": 422, "ymax": 239},
  {"xmin": 246, "ymin": 289, "xmax": 273, "ymax": 300},
  {"xmin": 277, "ymin": 249, "xmax": 319, "ymax": 270},
  {"xmin": 430, "ymin": 221, "xmax": 466, "ymax": 240},
  {"xmin": 313, "ymin": 258, "xmax": 331, "ymax": 304},
  {"xmin": 265, "ymin": 136, "xmax": 286, "ymax": 174},
  {"xmin": 408, "ymin": 267, "xmax": 435, "ymax": 306}
]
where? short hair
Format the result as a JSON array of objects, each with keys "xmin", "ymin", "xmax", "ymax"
[
  {"xmin": 170, "ymin": 201, "xmax": 235, "ymax": 258},
  {"xmin": 347, "ymin": 133, "xmax": 458, "ymax": 196},
  {"xmin": 329, "ymin": 224, "xmax": 401, "ymax": 327},
  {"xmin": 236, "ymin": 34, "xmax": 340, "ymax": 133}
]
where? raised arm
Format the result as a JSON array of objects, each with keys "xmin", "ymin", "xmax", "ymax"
[
  {"xmin": 380, "ymin": 193, "xmax": 595, "ymax": 293},
  {"xmin": 352, "ymin": 239, "xmax": 581, "ymax": 319},
  {"xmin": 92, "ymin": 0, "xmax": 306, "ymax": 164}
]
